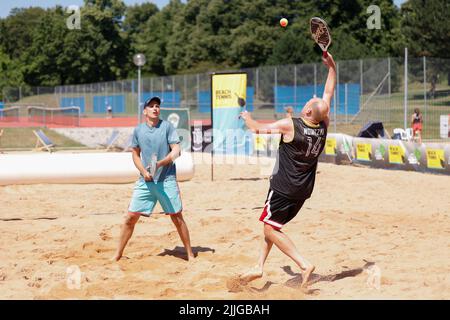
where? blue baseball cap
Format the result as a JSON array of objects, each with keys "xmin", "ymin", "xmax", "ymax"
[{"xmin": 144, "ymin": 96, "xmax": 161, "ymax": 107}]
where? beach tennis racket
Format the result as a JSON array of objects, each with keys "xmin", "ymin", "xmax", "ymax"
[
  {"xmin": 310, "ymin": 17, "xmax": 332, "ymax": 58},
  {"xmin": 147, "ymin": 153, "xmax": 157, "ymax": 178},
  {"xmin": 236, "ymin": 93, "xmax": 247, "ymax": 119},
  {"xmin": 235, "ymin": 93, "xmax": 246, "ymax": 109}
]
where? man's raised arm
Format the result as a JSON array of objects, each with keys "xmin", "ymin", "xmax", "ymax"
[{"xmin": 322, "ymin": 53, "xmax": 337, "ymax": 117}]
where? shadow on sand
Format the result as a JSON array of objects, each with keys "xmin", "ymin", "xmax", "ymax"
[
  {"xmin": 246, "ymin": 260, "xmax": 375, "ymax": 295},
  {"xmin": 157, "ymin": 246, "xmax": 216, "ymax": 261},
  {"xmin": 229, "ymin": 177, "xmax": 266, "ymax": 181}
]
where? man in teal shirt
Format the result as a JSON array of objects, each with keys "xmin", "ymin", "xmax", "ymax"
[{"xmin": 112, "ymin": 96, "xmax": 195, "ymax": 262}]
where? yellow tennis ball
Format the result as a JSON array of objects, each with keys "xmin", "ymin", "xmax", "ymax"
[{"xmin": 280, "ymin": 18, "xmax": 288, "ymax": 28}]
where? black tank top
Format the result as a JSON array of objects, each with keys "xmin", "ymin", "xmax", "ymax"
[
  {"xmin": 413, "ymin": 113, "xmax": 421, "ymax": 124},
  {"xmin": 270, "ymin": 117, "xmax": 327, "ymax": 200}
]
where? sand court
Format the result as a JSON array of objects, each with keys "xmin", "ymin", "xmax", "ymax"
[{"xmin": 0, "ymin": 154, "xmax": 449, "ymax": 299}]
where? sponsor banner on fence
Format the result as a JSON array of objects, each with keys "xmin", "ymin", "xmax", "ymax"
[
  {"xmin": 253, "ymin": 133, "xmax": 281, "ymax": 157},
  {"xmin": 160, "ymin": 108, "xmax": 191, "ymax": 151},
  {"xmin": 319, "ymin": 133, "xmax": 450, "ymax": 175},
  {"xmin": 319, "ymin": 133, "xmax": 353, "ymax": 165},
  {"xmin": 191, "ymin": 124, "xmax": 212, "ymax": 152}
]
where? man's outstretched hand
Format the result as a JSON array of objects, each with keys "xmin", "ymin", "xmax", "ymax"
[
  {"xmin": 240, "ymin": 111, "xmax": 252, "ymax": 121},
  {"xmin": 322, "ymin": 52, "xmax": 336, "ymax": 70}
]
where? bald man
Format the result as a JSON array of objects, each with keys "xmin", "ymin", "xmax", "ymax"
[{"xmin": 238, "ymin": 53, "xmax": 336, "ymax": 288}]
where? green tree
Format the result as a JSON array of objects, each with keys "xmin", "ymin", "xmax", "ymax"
[
  {"xmin": 2, "ymin": 0, "xmax": 446, "ymax": 91},
  {"xmin": 133, "ymin": 0, "xmax": 185, "ymax": 76},
  {"xmin": 123, "ymin": 2, "xmax": 159, "ymax": 36},
  {"xmin": 0, "ymin": 49, "xmax": 23, "ymax": 100},
  {"xmin": 399, "ymin": 0, "xmax": 450, "ymax": 58},
  {"xmin": 21, "ymin": 1, "xmax": 130, "ymax": 86},
  {"xmin": 399, "ymin": 0, "xmax": 450, "ymax": 84},
  {"xmin": 0, "ymin": 7, "xmax": 46, "ymax": 59}
]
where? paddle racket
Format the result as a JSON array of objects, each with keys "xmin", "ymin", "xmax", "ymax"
[
  {"xmin": 147, "ymin": 153, "xmax": 157, "ymax": 180},
  {"xmin": 310, "ymin": 17, "xmax": 332, "ymax": 58},
  {"xmin": 236, "ymin": 93, "xmax": 247, "ymax": 119}
]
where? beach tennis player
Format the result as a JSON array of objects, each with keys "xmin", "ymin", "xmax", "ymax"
[
  {"xmin": 112, "ymin": 96, "xmax": 195, "ymax": 262},
  {"xmin": 238, "ymin": 52, "xmax": 336, "ymax": 288}
]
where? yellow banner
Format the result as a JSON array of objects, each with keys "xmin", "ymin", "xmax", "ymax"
[
  {"xmin": 388, "ymin": 145, "xmax": 405, "ymax": 164},
  {"xmin": 212, "ymin": 73, "xmax": 247, "ymax": 109},
  {"xmin": 254, "ymin": 135, "xmax": 267, "ymax": 151},
  {"xmin": 356, "ymin": 143, "xmax": 372, "ymax": 161},
  {"xmin": 325, "ymin": 138, "xmax": 336, "ymax": 155},
  {"xmin": 426, "ymin": 149, "xmax": 445, "ymax": 169}
]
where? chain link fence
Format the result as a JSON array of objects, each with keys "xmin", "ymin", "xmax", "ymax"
[{"xmin": 2, "ymin": 56, "xmax": 450, "ymax": 140}]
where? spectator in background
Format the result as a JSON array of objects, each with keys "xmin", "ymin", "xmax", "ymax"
[
  {"xmin": 429, "ymin": 75, "xmax": 437, "ymax": 99},
  {"xmin": 107, "ymin": 105, "xmax": 113, "ymax": 119},
  {"xmin": 411, "ymin": 108, "xmax": 423, "ymax": 144}
]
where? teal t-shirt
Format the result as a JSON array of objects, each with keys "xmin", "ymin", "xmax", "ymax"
[{"xmin": 131, "ymin": 120, "xmax": 180, "ymax": 182}]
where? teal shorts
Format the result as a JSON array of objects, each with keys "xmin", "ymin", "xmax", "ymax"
[{"xmin": 128, "ymin": 179, "xmax": 183, "ymax": 216}]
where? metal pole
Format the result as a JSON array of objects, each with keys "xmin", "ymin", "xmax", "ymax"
[
  {"xmin": 404, "ymin": 48, "xmax": 408, "ymax": 130},
  {"xmin": 423, "ymin": 56, "xmax": 427, "ymax": 132},
  {"xmin": 90, "ymin": 83, "xmax": 93, "ymax": 115},
  {"xmin": 345, "ymin": 83, "xmax": 348, "ymax": 124},
  {"xmin": 360, "ymin": 59, "xmax": 363, "ymax": 96},
  {"xmin": 105, "ymin": 82, "xmax": 108, "ymax": 115},
  {"xmin": 83, "ymin": 83, "xmax": 86, "ymax": 114},
  {"xmin": 333, "ymin": 88, "xmax": 337, "ymax": 133},
  {"xmin": 336, "ymin": 62, "xmax": 340, "ymax": 114},
  {"xmin": 274, "ymin": 66, "xmax": 278, "ymax": 112},
  {"xmin": 388, "ymin": 57, "xmax": 391, "ymax": 98},
  {"xmin": 388, "ymin": 57, "xmax": 391, "ymax": 124},
  {"xmin": 196, "ymin": 74, "xmax": 200, "ymax": 112},
  {"xmin": 183, "ymin": 74, "xmax": 187, "ymax": 108},
  {"xmin": 172, "ymin": 76, "xmax": 175, "ymax": 108},
  {"xmin": 255, "ymin": 68, "xmax": 259, "ymax": 99},
  {"xmin": 131, "ymin": 80, "xmax": 135, "ymax": 116},
  {"xmin": 151, "ymin": 77, "xmax": 153, "ymax": 96},
  {"xmin": 210, "ymin": 73, "xmax": 214, "ymax": 181},
  {"xmin": 138, "ymin": 66, "xmax": 141, "ymax": 124}
]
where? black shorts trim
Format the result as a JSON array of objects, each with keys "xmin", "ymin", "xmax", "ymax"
[{"xmin": 259, "ymin": 189, "xmax": 306, "ymax": 229}]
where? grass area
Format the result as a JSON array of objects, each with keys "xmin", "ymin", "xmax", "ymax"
[
  {"xmin": 352, "ymin": 86, "xmax": 450, "ymax": 139},
  {"xmin": 0, "ymin": 127, "xmax": 85, "ymax": 150}
]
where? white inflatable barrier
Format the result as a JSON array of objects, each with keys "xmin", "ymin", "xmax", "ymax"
[{"xmin": 0, "ymin": 152, "xmax": 194, "ymax": 185}]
